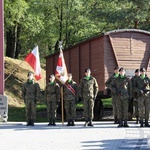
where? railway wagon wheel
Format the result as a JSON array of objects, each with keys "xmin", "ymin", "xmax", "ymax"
[{"xmin": 94, "ymin": 97, "xmax": 104, "ymax": 120}]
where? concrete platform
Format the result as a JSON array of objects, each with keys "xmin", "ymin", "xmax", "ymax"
[{"xmin": 0, "ymin": 121, "xmax": 150, "ymax": 150}]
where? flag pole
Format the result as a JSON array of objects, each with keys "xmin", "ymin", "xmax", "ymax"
[
  {"xmin": 4, "ymin": 60, "xmax": 24, "ymax": 82},
  {"xmin": 60, "ymin": 86, "xmax": 64, "ymax": 125},
  {"xmin": 59, "ymin": 41, "xmax": 64, "ymax": 125}
]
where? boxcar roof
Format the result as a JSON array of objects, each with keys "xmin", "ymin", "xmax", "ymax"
[
  {"xmin": 45, "ymin": 29, "xmax": 150, "ymax": 59},
  {"xmin": 105, "ymin": 29, "xmax": 150, "ymax": 35}
]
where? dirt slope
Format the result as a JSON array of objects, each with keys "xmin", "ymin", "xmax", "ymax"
[{"xmin": 4, "ymin": 57, "xmax": 46, "ymax": 107}]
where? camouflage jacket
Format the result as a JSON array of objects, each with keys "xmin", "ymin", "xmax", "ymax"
[
  {"xmin": 110, "ymin": 75, "xmax": 132, "ymax": 100},
  {"xmin": 62, "ymin": 80, "xmax": 78, "ymax": 101},
  {"xmin": 79, "ymin": 76, "xmax": 99, "ymax": 100},
  {"xmin": 134, "ymin": 75, "xmax": 150, "ymax": 97},
  {"xmin": 131, "ymin": 75, "xmax": 139, "ymax": 98},
  {"xmin": 22, "ymin": 80, "xmax": 40, "ymax": 102},
  {"xmin": 45, "ymin": 82, "xmax": 60, "ymax": 102},
  {"xmin": 105, "ymin": 73, "xmax": 118, "ymax": 95}
]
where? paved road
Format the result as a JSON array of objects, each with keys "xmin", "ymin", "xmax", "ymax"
[{"xmin": 0, "ymin": 121, "xmax": 150, "ymax": 150}]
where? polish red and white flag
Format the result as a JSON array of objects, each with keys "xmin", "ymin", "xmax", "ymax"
[
  {"xmin": 55, "ymin": 49, "xmax": 68, "ymax": 83},
  {"xmin": 25, "ymin": 46, "xmax": 42, "ymax": 80}
]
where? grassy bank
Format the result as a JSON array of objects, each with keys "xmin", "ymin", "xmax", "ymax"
[
  {"xmin": 8, "ymin": 103, "xmax": 47, "ymax": 122},
  {"xmin": 8, "ymin": 99, "xmax": 112, "ymax": 122}
]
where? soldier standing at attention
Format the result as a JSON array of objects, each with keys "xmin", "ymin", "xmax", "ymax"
[
  {"xmin": 134, "ymin": 68, "xmax": 150, "ymax": 127},
  {"xmin": 110, "ymin": 68, "xmax": 132, "ymax": 127},
  {"xmin": 45, "ymin": 74, "xmax": 60, "ymax": 126},
  {"xmin": 22, "ymin": 72, "xmax": 41, "ymax": 126},
  {"xmin": 105, "ymin": 66, "xmax": 119, "ymax": 124},
  {"xmin": 79, "ymin": 68, "xmax": 99, "ymax": 127},
  {"xmin": 63, "ymin": 73, "xmax": 78, "ymax": 126},
  {"xmin": 131, "ymin": 69, "xmax": 140, "ymax": 124}
]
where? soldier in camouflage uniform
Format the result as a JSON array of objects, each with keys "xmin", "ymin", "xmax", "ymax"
[
  {"xmin": 131, "ymin": 69, "xmax": 140, "ymax": 124},
  {"xmin": 45, "ymin": 74, "xmax": 60, "ymax": 126},
  {"xmin": 105, "ymin": 66, "xmax": 119, "ymax": 124},
  {"xmin": 110, "ymin": 68, "xmax": 132, "ymax": 127},
  {"xmin": 79, "ymin": 68, "xmax": 99, "ymax": 127},
  {"xmin": 134, "ymin": 68, "xmax": 150, "ymax": 127},
  {"xmin": 62, "ymin": 73, "xmax": 78, "ymax": 126},
  {"xmin": 22, "ymin": 72, "xmax": 41, "ymax": 126}
]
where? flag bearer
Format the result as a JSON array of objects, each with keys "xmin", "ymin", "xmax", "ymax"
[
  {"xmin": 62, "ymin": 73, "xmax": 78, "ymax": 126},
  {"xmin": 45, "ymin": 74, "xmax": 60, "ymax": 126}
]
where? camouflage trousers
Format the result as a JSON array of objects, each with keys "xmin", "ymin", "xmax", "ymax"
[
  {"xmin": 83, "ymin": 99, "xmax": 94, "ymax": 121},
  {"xmin": 64, "ymin": 99, "xmax": 76, "ymax": 120},
  {"xmin": 47, "ymin": 101, "xmax": 57, "ymax": 121},
  {"xmin": 133, "ymin": 98, "xmax": 139, "ymax": 117},
  {"xmin": 117, "ymin": 97, "xmax": 129, "ymax": 120},
  {"xmin": 112, "ymin": 95, "xmax": 118, "ymax": 118},
  {"xmin": 137, "ymin": 95, "xmax": 150, "ymax": 120},
  {"xmin": 25, "ymin": 100, "xmax": 36, "ymax": 120}
]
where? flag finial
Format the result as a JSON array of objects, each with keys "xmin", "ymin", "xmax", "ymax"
[{"xmin": 59, "ymin": 41, "xmax": 63, "ymax": 51}]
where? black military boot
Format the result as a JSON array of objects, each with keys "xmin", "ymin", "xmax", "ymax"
[
  {"xmin": 67, "ymin": 120, "xmax": 71, "ymax": 126},
  {"xmin": 71, "ymin": 120, "xmax": 75, "ymax": 126},
  {"xmin": 124, "ymin": 120, "xmax": 129, "ymax": 127},
  {"xmin": 84, "ymin": 120, "xmax": 88, "ymax": 127},
  {"xmin": 88, "ymin": 120, "xmax": 93, "ymax": 127},
  {"xmin": 114, "ymin": 117, "xmax": 118, "ymax": 124},
  {"xmin": 26, "ymin": 119, "xmax": 31, "ymax": 126},
  {"xmin": 136, "ymin": 116, "xmax": 139, "ymax": 124},
  {"xmin": 118, "ymin": 120, "xmax": 123, "ymax": 127},
  {"xmin": 52, "ymin": 119, "xmax": 56, "ymax": 126},
  {"xmin": 48, "ymin": 119, "xmax": 53, "ymax": 126},
  {"xmin": 140, "ymin": 120, "xmax": 143, "ymax": 127},
  {"xmin": 31, "ymin": 120, "xmax": 34, "ymax": 126},
  {"xmin": 145, "ymin": 119, "xmax": 150, "ymax": 127}
]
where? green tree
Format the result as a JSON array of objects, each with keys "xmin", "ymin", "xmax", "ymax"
[
  {"xmin": 87, "ymin": 0, "xmax": 150, "ymax": 31},
  {"xmin": 4, "ymin": 0, "xmax": 150, "ymax": 60},
  {"xmin": 4, "ymin": 0, "xmax": 29, "ymax": 58}
]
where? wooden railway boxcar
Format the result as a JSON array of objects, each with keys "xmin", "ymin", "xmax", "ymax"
[{"xmin": 45, "ymin": 29, "xmax": 150, "ymax": 120}]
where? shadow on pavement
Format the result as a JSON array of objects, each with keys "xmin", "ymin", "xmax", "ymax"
[
  {"xmin": 81, "ymin": 138, "xmax": 149, "ymax": 150},
  {"xmin": 0, "ymin": 121, "xmax": 144, "ymax": 131}
]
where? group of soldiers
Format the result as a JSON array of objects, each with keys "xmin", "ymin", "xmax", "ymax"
[
  {"xmin": 22, "ymin": 68, "xmax": 98, "ymax": 127},
  {"xmin": 105, "ymin": 67, "xmax": 150, "ymax": 127},
  {"xmin": 22, "ymin": 67, "xmax": 150, "ymax": 128}
]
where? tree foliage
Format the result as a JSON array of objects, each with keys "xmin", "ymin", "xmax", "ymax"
[{"xmin": 4, "ymin": 0, "xmax": 150, "ymax": 61}]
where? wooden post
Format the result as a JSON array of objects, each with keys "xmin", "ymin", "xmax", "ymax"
[{"xmin": 60, "ymin": 86, "xmax": 64, "ymax": 125}]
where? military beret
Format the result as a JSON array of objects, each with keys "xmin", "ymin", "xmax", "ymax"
[
  {"xmin": 140, "ymin": 67, "xmax": 146, "ymax": 72},
  {"xmin": 27, "ymin": 72, "xmax": 34, "ymax": 77},
  {"xmin": 85, "ymin": 68, "xmax": 91, "ymax": 73},
  {"xmin": 114, "ymin": 66, "xmax": 119, "ymax": 70},
  {"xmin": 119, "ymin": 67, "xmax": 125, "ymax": 72},
  {"xmin": 49, "ymin": 74, "xmax": 55, "ymax": 78},
  {"xmin": 135, "ymin": 69, "xmax": 140, "ymax": 73}
]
